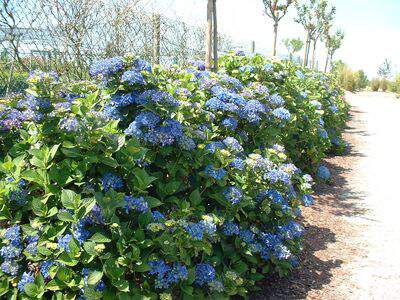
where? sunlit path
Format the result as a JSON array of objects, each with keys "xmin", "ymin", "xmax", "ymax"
[{"xmin": 344, "ymin": 92, "xmax": 400, "ymax": 298}]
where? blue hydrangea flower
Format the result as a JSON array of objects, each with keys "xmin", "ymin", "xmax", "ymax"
[
  {"xmin": 295, "ymin": 70, "xmax": 305, "ymax": 79},
  {"xmin": 149, "ymin": 260, "xmax": 188, "ymax": 289},
  {"xmin": 223, "ymin": 137, "xmax": 243, "ymax": 153},
  {"xmin": 221, "ymin": 117, "xmax": 238, "ymax": 130},
  {"xmin": 199, "ymin": 218, "xmax": 217, "ymax": 236},
  {"xmin": 221, "ymin": 221, "xmax": 239, "ymax": 236},
  {"xmin": 230, "ymin": 158, "xmax": 245, "ymax": 170},
  {"xmin": 204, "ymin": 165, "xmax": 226, "ymax": 180},
  {"xmin": 124, "ymin": 196, "xmax": 149, "ymax": 213},
  {"xmin": 0, "ymin": 244, "xmax": 22, "ymax": 259},
  {"xmin": 178, "ymin": 135, "xmax": 196, "ymax": 151},
  {"xmin": 223, "ymin": 186, "xmax": 243, "ymax": 204},
  {"xmin": 264, "ymin": 63, "xmax": 274, "ymax": 72},
  {"xmin": 265, "ymin": 169, "xmax": 291, "ymax": 185},
  {"xmin": 104, "ymin": 104, "xmax": 123, "ymax": 121},
  {"xmin": 318, "ymin": 128, "xmax": 328, "ymax": 139},
  {"xmin": 57, "ymin": 234, "xmax": 72, "ymax": 252},
  {"xmin": 132, "ymin": 59, "xmax": 152, "ymax": 72},
  {"xmin": 73, "ymin": 217, "xmax": 93, "ymax": 244},
  {"xmin": 194, "ymin": 263, "xmax": 215, "ymax": 286},
  {"xmin": 188, "ymin": 60, "xmax": 206, "ymax": 71},
  {"xmin": 269, "ymin": 94, "xmax": 285, "ymax": 107},
  {"xmin": 89, "ymin": 56, "xmax": 125, "ymax": 79},
  {"xmin": 121, "ymin": 70, "xmax": 145, "ymax": 85},
  {"xmin": 205, "ymin": 141, "xmax": 225, "ymax": 153},
  {"xmin": 101, "ymin": 173, "xmax": 124, "ymax": 191},
  {"xmin": 40, "ymin": 261, "xmax": 55, "ymax": 279},
  {"xmin": 273, "ymin": 244, "xmax": 291, "ymax": 260},
  {"xmin": 1, "ymin": 260, "xmax": 19, "ymax": 276},
  {"xmin": 209, "ymin": 280, "xmax": 225, "ymax": 292},
  {"xmin": 317, "ymin": 165, "xmax": 331, "ymax": 180},
  {"xmin": 138, "ymin": 90, "xmax": 179, "ymax": 107},
  {"xmin": 5, "ymin": 225, "xmax": 21, "ymax": 242},
  {"xmin": 310, "ymin": 100, "xmax": 322, "ymax": 109},
  {"xmin": 17, "ymin": 272, "xmax": 35, "ymax": 292},
  {"xmin": 272, "ymin": 107, "xmax": 291, "ymax": 121},
  {"xmin": 152, "ymin": 211, "xmax": 165, "ymax": 221},
  {"xmin": 239, "ymin": 229, "xmax": 255, "ymax": 244},
  {"xmin": 329, "ymin": 105, "xmax": 339, "ymax": 113},
  {"xmin": 26, "ymin": 242, "xmax": 38, "ymax": 256},
  {"xmin": 184, "ymin": 223, "xmax": 204, "ymax": 240},
  {"xmin": 60, "ymin": 117, "xmax": 80, "ymax": 133},
  {"xmin": 110, "ymin": 92, "xmax": 139, "ymax": 107}
]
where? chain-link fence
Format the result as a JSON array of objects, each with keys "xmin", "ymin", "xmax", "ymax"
[{"xmin": 0, "ymin": 0, "xmax": 233, "ymax": 96}]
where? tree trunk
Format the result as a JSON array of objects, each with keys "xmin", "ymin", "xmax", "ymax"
[
  {"xmin": 205, "ymin": 0, "xmax": 213, "ymax": 70},
  {"xmin": 303, "ymin": 33, "xmax": 310, "ymax": 66},
  {"xmin": 324, "ymin": 50, "xmax": 330, "ymax": 72},
  {"xmin": 311, "ymin": 39, "xmax": 317, "ymax": 69},
  {"xmin": 212, "ymin": 0, "xmax": 218, "ymax": 71},
  {"xmin": 272, "ymin": 21, "xmax": 278, "ymax": 56},
  {"xmin": 251, "ymin": 41, "xmax": 255, "ymax": 54},
  {"xmin": 151, "ymin": 13, "xmax": 161, "ymax": 65}
]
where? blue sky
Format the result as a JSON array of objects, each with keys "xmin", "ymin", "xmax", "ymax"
[{"xmin": 150, "ymin": 0, "xmax": 400, "ymax": 78}]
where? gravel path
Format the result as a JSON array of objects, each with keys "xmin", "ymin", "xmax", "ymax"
[
  {"xmin": 343, "ymin": 92, "xmax": 400, "ymax": 299},
  {"xmin": 257, "ymin": 92, "xmax": 400, "ymax": 299}
]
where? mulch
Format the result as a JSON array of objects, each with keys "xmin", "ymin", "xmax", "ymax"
[{"xmin": 251, "ymin": 107, "xmax": 368, "ymax": 299}]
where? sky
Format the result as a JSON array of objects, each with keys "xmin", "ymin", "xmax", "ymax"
[{"xmin": 147, "ymin": 0, "xmax": 400, "ymax": 78}]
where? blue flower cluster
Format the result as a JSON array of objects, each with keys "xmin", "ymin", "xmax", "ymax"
[
  {"xmin": 1, "ymin": 225, "xmax": 22, "ymax": 276},
  {"xmin": 148, "ymin": 260, "xmax": 188, "ymax": 289},
  {"xmin": 101, "ymin": 172, "xmax": 124, "ymax": 191},
  {"xmin": 124, "ymin": 195, "xmax": 149, "ymax": 213}
]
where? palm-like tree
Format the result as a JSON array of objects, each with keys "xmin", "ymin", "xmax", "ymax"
[
  {"xmin": 262, "ymin": 0, "xmax": 295, "ymax": 56},
  {"xmin": 324, "ymin": 29, "xmax": 344, "ymax": 72}
]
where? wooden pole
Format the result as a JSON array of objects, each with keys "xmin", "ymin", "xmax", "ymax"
[
  {"xmin": 212, "ymin": 0, "xmax": 218, "ymax": 71},
  {"xmin": 205, "ymin": 0, "xmax": 213, "ymax": 70},
  {"xmin": 152, "ymin": 13, "xmax": 161, "ymax": 65}
]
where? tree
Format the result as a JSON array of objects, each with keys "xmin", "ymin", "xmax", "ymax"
[
  {"xmin": 324, "ymin": 29, "xmax": 344, "ymax": 72},
  {"xmin": 295, "ymin": 0, "xmax": 335, "ymax": 68},
  {"xmin": 283, "ymin": 38, "xmax": 304, "ymax": 61},
  {"xmin": 263, "ymin": 0, "xmax": 295, "ymax": 56},
  {"xmin": 310, "ymin": 0, "xmax": 335, "ymax": 69},
  {"xmin": 354, "ymin": 70, "xmax": 369, "ymax": 90},
  {"xmin": 205, "ymin": 0, "xmax": 218, "ymax": 71},
  {"xmin": 377, "ymin": 59, "xmax": 392, "ymax": 79}
]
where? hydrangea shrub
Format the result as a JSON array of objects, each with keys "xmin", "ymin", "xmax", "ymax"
[{"xmin": 0, "ymin": 52, "xmax": 348, "ymax": 299}]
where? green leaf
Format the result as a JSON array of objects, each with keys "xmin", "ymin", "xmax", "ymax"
[
  {"xmin": 32, "ymin": 198, "xmax": 47, "ymax": 217},
  {"xmin": 90, "ymin": 233, "xmax": 111, "ymax": 243},
  {"xmin": 114, "ymin": 279, "xmax": 130, "ymax": 292},
  {"xmin": 24, "ymin": 282, "xmax": 39, "ymax": 297},
  {"xmin": 61, "ymin": 189, "xmax": 81, "ymax": 210},
  {"xmin": 132, "ymin": 168, "xmax": 157, "ymax": 191},
  {"xmin": 189, "ymin": 189, "xmax": 202, "ymax": 206},
  {"xmin": 104, "ymin": 260, "xmax": 124, "ymax": 280},
  {"xmin": 87, "ymin": 271, "xmax": 103, "ymax": 285},
  {"xmin": 145, "ymin": 196, "xmax": 163, "ymax": 208},
  {"xmin": 57, "ymin": 211, "xmax": 74, "ymax": 222}
]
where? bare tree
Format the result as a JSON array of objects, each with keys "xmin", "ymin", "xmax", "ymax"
[
  {"xmin": 262, "ymin": 0, "xmax": 295, "ymax": 56},
  {"xmin": 205, "ymin": 0, "xmax": 213, "ymax": 70}
]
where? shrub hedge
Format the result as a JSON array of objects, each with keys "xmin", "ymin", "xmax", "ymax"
[{"xmin": 0, "ymin": 52, "xmax": 349, "ymax": 299}]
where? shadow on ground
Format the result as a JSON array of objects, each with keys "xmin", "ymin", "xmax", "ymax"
[{"xmin": 250, "ymin": 107, "xmax": 367, "ymax": 299}]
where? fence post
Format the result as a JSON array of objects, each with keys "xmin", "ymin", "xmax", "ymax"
[
  {"xmin": 212, "ymin": 0, "xmax": 218, "ymax": 71},
  {"xmin": 152, "ymin": 13, "xmax": 161, "ymax": 65},
  {"xmin": 251, "ymin": 41, "xmax": 255, "ymax": 54}
]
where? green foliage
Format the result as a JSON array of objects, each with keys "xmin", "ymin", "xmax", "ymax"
[
  {"xmin": 283, "ymin": 38, "xmax": 304, "ymax": 60},
  {"xmin": 0, "ymin": 52, "xmax": 349, "ymax": 298},
  {"xmin": 370, "ymin": 78, "xmax": 381, "ymax": 91},
  {"xmin": 377, "ymin": 59, "xmax": 392, "ymax": 79},
  {"xmin": 332, "ymin": 61, "xmax": 356, "ymax": 92},
  {"xmin": 354, "ymin": 70, "xmax": 369, "ymax": 90},
  {"xmin": 380, "ymin": 79, "xmax": 388, "ymax": 92}
]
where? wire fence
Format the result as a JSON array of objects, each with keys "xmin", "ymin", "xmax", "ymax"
[{"xmin": 0, "ymin": 0, "xmax": 234, "ymax": 96}]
